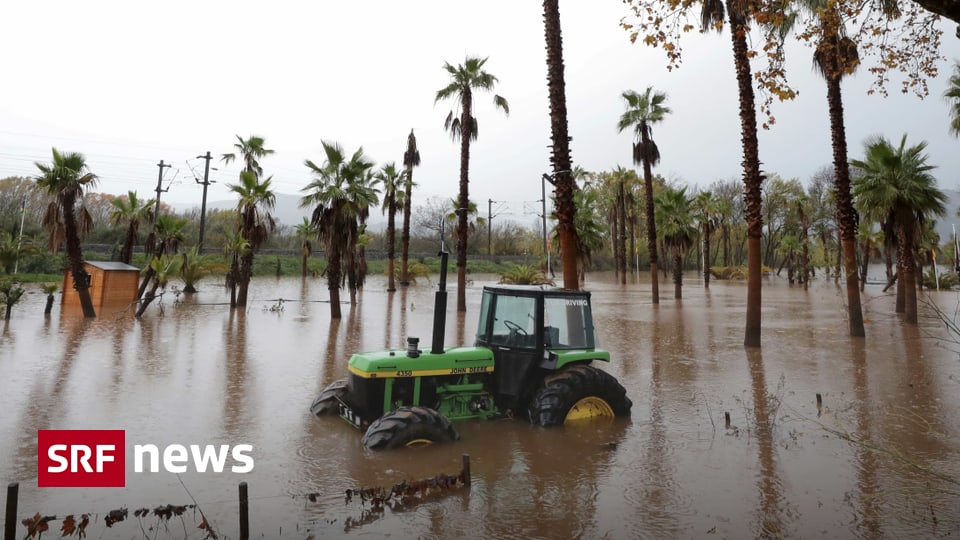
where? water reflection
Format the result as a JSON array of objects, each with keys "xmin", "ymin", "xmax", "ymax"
[{"xmin": 0, "ymin": 275, "xmax": 958, "ymax": 539}]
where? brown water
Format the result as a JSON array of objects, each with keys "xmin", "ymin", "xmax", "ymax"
[{"xmin": 1, "ymin": 273, "xmax": 958, "ymax": 539}]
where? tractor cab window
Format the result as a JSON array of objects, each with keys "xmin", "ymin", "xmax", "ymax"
[
  {"xmin": 489, "ymin": 294, "xmax": 536, "ymax": 349},
  {"xmin": 544, "ymin": 295, "xmax": 595, "ymax": 349}
]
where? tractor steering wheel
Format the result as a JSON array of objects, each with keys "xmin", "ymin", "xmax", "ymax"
[{"xmin": 503, "ymin": 320, "xmax": 528, "ymax": 336}]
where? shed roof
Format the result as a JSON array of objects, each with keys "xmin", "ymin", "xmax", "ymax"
[{"xmin": 85, "ymin": 261, "xmax": 141, "ymax": 271}]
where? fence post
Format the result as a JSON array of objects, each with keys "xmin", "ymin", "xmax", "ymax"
[
  {"xmin": 238, "ymin": 482, "xmax": 249, "ymax": 540},
  {"xmin": 461, "ymin": 454, "xmax": 471, "ymax": 489},
  {"xmin": 4, "ymin": 482, "xmax": 18, "ymax": 540}
]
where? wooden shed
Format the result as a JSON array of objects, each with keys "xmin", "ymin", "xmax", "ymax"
[{"xmin": 62, "ymin": 261, "xmax": 141, "ymax": 309}]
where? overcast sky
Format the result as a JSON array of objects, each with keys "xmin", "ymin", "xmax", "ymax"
[{"xmin": 2, "ymin": 1, "xmax": 959, "ymax": 225}]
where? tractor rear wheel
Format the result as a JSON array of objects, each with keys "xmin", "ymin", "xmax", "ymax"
[
  {"xmin": 362, "ymin": 406, "xmax": 459, "ymax": 450},
  {"xmin": 310, "ymin": 378, "xmax": 348, "ymax": 416},
  {"xmin": 527, "ymin": 365, "xmax": 632, "ymax": 426}
]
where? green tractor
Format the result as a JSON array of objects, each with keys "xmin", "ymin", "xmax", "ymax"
[{"xmin": 310, "ymin": 253, "xmax": 632, "ymax": 450}]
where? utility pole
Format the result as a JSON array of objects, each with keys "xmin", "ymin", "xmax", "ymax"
[
  {"xmin": 196, "ymin": 152, "xmax": 215, "ymax": 251},
  {"xmin": 153, "ymin": 160, "xmax": 171, "ymax": 226}
]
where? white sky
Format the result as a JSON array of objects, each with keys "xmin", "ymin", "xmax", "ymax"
[{"xmin": 2, "ymin": 1, "xmax": 959, "ymax": 223}]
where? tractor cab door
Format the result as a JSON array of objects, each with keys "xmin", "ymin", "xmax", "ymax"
[{"xmin": 475, "ymin": 290, "xmax": 541, "ymax": 407}]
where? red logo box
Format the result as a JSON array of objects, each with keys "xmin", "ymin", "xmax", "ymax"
[{"xmin": 38, "ymin": 430, "xmax": 126, "ymax": 487}]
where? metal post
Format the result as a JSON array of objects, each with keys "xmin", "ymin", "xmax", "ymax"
[
  {"xmin": 5, "ymin": 482, "xmax": 18, "ymax": 540},
  {"xmin": 153, "ymin": 160, "xmax": 171, "ymax": 226},
  {"xmin": 196, "ymin": 152, "xmax": 214, "ymax": 251},
  {"xmin": 238, "ymin": 481, "xmax": 249, "ymax": 540},
  {"xmin": 12, "ymin": 198, "xmax": 25, "ymax": 275},
  {"xmin": 487, "ymin": 198, "xmax": 492, "ymax": 256}
]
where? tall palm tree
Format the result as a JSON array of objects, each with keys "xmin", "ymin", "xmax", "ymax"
[
  {"xmin": 701, "ymin": 0, "xmax": 766, "ymax": 347},
  {"xmin": 852, "ymin": 134, "xmax": 946, "ymax": 324},
  {"xmin": 300, "ymin": 141, "xmax": 377, "ymax": 319},
  {"xmin": 377, "ymin": 163, "xmax": 404, "ymax": 292},
  {"xmin": 110, "ymin": 190, "xmax": 154, "ymax": 265},
  {"xmin": 617, "ymin": 87, "xmax": 671, "ymax": 303},
  {"xmin": 294, "ymin": 217, "xmax": 318, "ymax": 278},
  {"xmin": 543, "ymin": 0, "xmax": 579, "ymax": 290},
  {"xmin": 227, "ymin": 170, "xmax": 276, "ymax": 307},
  {"xmin": 221, "ymin": 135, "xmax": 274, "ymax": 178},
  {"xmin": 435, "ymin": 56, "xmax": 509, "ymax": 312},
  {"xmin": 34, "ymin": 148, "xmax": 99, "ymax": 317},
  {"xmin": 655, "ymin": 186, "xmax": 697, "ymax": 299},
  {"xmin": 400, "ymin": 129, "xmax": 420, "ymax": 286},
  {"xmin": 778, "ymin": 0, "xmax": 865, "ymax": 336},
  {"xmin": 345, "ymin": 172, "xmax": 380, "ymax": 304}
]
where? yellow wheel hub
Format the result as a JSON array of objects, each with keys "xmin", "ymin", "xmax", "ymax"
[
  {"xmin": 405, "ymin": 438, "xmax": 434, "ymax": 448},
  {"xmin": 564, "ymin": 397, "xmax": 614, "ymax": 423}
]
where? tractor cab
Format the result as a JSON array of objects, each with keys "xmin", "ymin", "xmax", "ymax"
[{"xmin": 474, "ymin": 285, "xmax": 602, "ymax": 409}]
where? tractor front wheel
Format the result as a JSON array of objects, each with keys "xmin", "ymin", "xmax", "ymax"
[
  {"xmin": 527, "ymin": 365, "xmax": 632, "ymax": 426},
  {"xmin": 362, "ymin": 406, "xmax": 459, "ymax": 450},
  {"xmin": 310, "ymin": 378, "xmax": 348, "ymax": 416}
]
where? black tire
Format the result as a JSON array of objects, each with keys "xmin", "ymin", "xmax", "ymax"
[
  {"xmin": 527, "ymin": 364, "xmax": 632, "ymax": 427},
  {"xmin": 361, "ymin": 406, "xmax": 459, "ymax": 450},
  {"xmin": 310, "ymin": 378, "xmax": 348, "ymax": 416}
]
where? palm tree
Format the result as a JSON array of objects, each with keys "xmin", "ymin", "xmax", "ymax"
[
  {"xmin": 34, "ymin": 148, "xmax": 99, "ymax": 317},
  {"xmin": 617, "ymin": 87, "xmax": 671, "ymax": 303},
  {"xmin": 701, "ymin": 0, "xmax": 766, "ymax": 347},
  {"xmin": 444, "ymin": 198, "xmax": 485, "ymax": 246},
  {"xmin": 693, "ymin": 190, "xmax": 721, "ymax": 288},
  {"xmin": 543, "ymin": 0, "xmax": 579, "ymax": 290},
  {"xmin": 110, "ymin": 190, "xmax": 154, "ymax": 265},
  {"xmin": 227, "ymin": 170, "xmax": 276, "ymax": 307},
  {"xmin": 300, "ymin": 141, "xmax": 377, "ymax": 319},
  {"xmin": 944, "ymin": 61, "xmax": 960, "ymax": 137},
  {"xmin": 377, "ymin": 163, "xmax": 404, "ymax": 292},
  {"xmin": 222, "ymin": 230, "xmax": 249, "ymax": 308},
  {"xmin": 435, "ymin": 56, "xmax": 509, "ymax": 312},
  {"xmin": 553, "ymin": 183, "xmax": 605, "ymax": 285},
  {"xmin": 137, "ymin": 214, "xmax": 187, "ymax": 309},
  {"xmin": 180, "ymin": 246, "xmax": 226, "ymax": 293},
  {"xmin": 400, "ymin": 129, "xmax": 421, "ymax": 286},
  {"xmin": 852, "ymin": 134, "xmax": 946, "ymax": 324},
  {"xmin": 294, "ymin": 217, "xmax": 318, "ymax": 278},
  {"xmin": 136, "ymin": 254, "xmax": 182, "ymax": 317},
  {"xmin": 777, "ymin": 0, "xmax": 865, "ymax": 336},
  {"xmin": 221, "ymin": 135, "xmax": 274, "ymax": 178},
  {"xmin": 655, "ymin": 186, "xmax": 697, "ymax": 299}
]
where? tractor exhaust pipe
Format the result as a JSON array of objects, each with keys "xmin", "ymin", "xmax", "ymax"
[{"xmin": 431, "ymin": 251, "xmax": 448, "ymax": 354}]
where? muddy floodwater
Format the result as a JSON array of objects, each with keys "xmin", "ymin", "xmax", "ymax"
[{"xmin": 2, "ymin": 272, "xmax": 959, "ymax": 539}]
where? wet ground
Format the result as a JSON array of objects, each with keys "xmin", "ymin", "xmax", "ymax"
[{"xmin": 1, "ymin": 271, "xmax": 959, "ymax": 539}]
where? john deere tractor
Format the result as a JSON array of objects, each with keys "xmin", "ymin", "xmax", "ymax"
[{"xmin": 310, "ymin": 253, "xmax": 631, "ymax": 450}]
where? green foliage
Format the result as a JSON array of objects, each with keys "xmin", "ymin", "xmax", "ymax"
[
  {"xmin": 498, "ymin": 264, "xmax": 554, "ymax": 285},
  {"xmin": 922, "ymin": 267, "xmax": 960, "ymax": 289},
  {"xmin": 0, "ymin": 277, "xmax": 25, "ymax": 318},
  {"xmin": 179, "ymin": 246, "xmax": 227, "ymax": 293}
]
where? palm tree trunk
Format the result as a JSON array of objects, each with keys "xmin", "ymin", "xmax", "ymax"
[
  {"xmin": 898, "ymin": 225, "xmax": 918, "ymax": 324},
  {"xmin": 728, "ymin": 3, "xmax": 762, "ymax": 347},
  {"xmin": 543, "ymin": 0, "xmax": 579, "ymax": 291},
  {"xmin": 236, "ymin": 251, "xmax": 253, "ymax": 307},
  {"xmin": 702, "ymin": 224, "xmax": 711, "ymax": 288},
  {"xmin": 826, "ymin": 76, "xmax": 866, "ymax": 337},
  {"xmin": 136, "ymin": 280, "xmax": 160, "ymax": 317},
  {"xmin": 618, "ymin": 180, "xmax": 627, "ymax": 284},
  {"xmin": 301, "ymin": 248, "xmax": 308, "ymax": 278},
  {"xmin": 387, "ymin": 198, "xmax": 397, "ymax": 292},
  {"xmin": 400, "ymin": 174, "xmax": 413, "ymax": 286},
  {"xmin": 328, "ymin": 247, "xmax": 342, "ymax": 319},
  {"xmin": 673, "ymin": 250, "xmax": 683, "ymax": 299},
  {"xmin": 63, "ymin": 192, "xmax": 96, "ymax": 317},
  {"xmin": 640, "ymin": 127, "xmax": 659, "ymax": 304},
  {"xmin": 456, "ymin": 94, "xmax": 473, "ymax": 313},
  {"xmin": 121, "ymin": 223, "xmax": 135, "ymax": 265}
]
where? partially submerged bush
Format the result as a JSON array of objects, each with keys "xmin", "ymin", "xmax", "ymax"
[{"xmin": 498, "ymin": 264, "xmax": 553, "ymax": 285}]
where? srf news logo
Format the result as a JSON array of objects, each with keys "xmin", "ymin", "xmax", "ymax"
[{"xmin": 38, "ymin": 430, "xmax": 254, "ymax": 488}]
